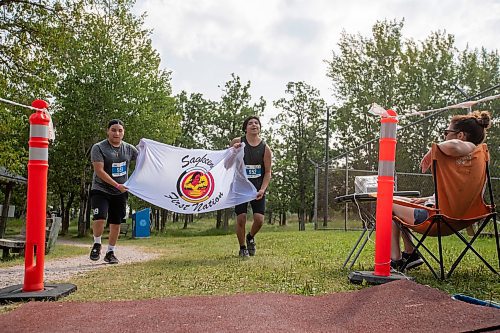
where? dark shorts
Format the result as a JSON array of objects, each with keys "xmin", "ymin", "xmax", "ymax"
[
  {"xmin": 90, "ymin": 190, "xmax": 128, "ymax": 225},
  {"xmin": 413, "ymin": 208, "xmax": 429, "ymax": 225},
  {"xmin": 235, "ymin": 196, "xmax": 266, "ymax": 216}
]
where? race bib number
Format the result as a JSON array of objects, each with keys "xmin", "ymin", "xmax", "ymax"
[
  {"xmin": 112, "ymin": 161, "xmax": 127, "ymax": 177},
  {"xmin": 245, "ymin": 165, "xmax": 262, "ymax": 179}
]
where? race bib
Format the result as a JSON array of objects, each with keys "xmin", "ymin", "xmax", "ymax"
[
  {"xmin": 245, "ymin": 165, "xmax": 262, "ymax": 179},
  {"xmin": 112, "ymin": 161, "xmax": 127, "ymax": 177}
]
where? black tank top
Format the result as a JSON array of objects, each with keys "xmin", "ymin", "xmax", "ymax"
[{"xmin": 241, "ymin": 136, "xmax": 266, "ymax": 190}]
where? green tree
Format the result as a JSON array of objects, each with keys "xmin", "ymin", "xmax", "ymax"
[
  {"xmin": 50, "ymin": 0, "xmax": 179, "ymax": 236},
  {"xmin": 207, "ymin": 74, "xmax": 266, "ymax": 230},
  {"xmin": 326, "ymin": 20, "xmax": 461, "ymax": 172},
  {"xmin": 272, "ymin": 81, "xmax": 328, "ymax": 230},
  {"xmin": 264, "ymin": 126, "xmax": 292, "ymax": 226},
  {"xmin": 0, "ymin": 1, "xmax": 77, "ymax": 235},
  {"xmin": 0, "ymin": 0, "xmax": 68, "ymax": 174},
  {"xmin": 206, "ymin": 74, "xmax": 266, "ymax": 150},
  {"xmin": 456, "ymin": 47, "xmax": 500, "ymax": 189},
  {"xmin": 325, "ymin": 18, "xmax": 499, "ymax": 202},
  {"xmin": 174, "ymin": 91, "xmax": 215, "ymax": 149},
  {"xmin": 170, "ymin": 91, "xmax": 217, "ymax": 229},
  {"xmin": 326, "ymin": 20, "xmax": 405, "ymax": 169},
  {"xmin": 395, "ymin": 30, "xmax": 459, "ymax": 172}
]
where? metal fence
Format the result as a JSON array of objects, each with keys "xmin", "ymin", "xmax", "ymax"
[{"xmin": 315, "ymin": 109, "xmax": 499, "ymax": 231}]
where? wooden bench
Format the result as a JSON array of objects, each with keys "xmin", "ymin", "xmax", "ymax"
[
  {"xmin": 0, "ymin": 217, "xmax": 61, "ymax": 259},
  {"xmin": 0, "ymin": 238, "xmax": 25, "ymax": 259},
  {"xmin": 120, "ymin": 223, "xmax": 130, "ymax": 237}
]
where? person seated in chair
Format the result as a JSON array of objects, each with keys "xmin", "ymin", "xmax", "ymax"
[{"xmin": 391, "ymin": 110, "xmax": 492, "ymax": 271}]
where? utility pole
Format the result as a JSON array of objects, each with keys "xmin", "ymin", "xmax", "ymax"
[{"xmin": 323, "ymin": 106, "xmax": 330, "ymax": 227}]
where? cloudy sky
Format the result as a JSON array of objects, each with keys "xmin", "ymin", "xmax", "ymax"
[{"xmin": 133, "ymin": 0, "xmax": 499, "ymax": 121}]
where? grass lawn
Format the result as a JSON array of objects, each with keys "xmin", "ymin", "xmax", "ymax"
[{"xmin": 1, "ymin": 218, "xmax": 499, "ymax": 307}]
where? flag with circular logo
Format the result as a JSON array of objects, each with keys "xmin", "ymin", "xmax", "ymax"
[{"xmin": 125, "ymin": 139, "xmax": 257, "ymax": 213}]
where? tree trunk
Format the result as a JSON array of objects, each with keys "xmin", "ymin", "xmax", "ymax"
[
  {"xmin": 59, "ymin": 193, "xmax": 65, "ymax": 233},
  {"xmin": 0, "ymin": 182, "xmax": 14, "ymax": 238},
  {"xmin": 280, "ymin": 211, "xmax": 287, "ymax": 226},
  {"xmin": 298, "ymin": 202, "xmax": 305, "ymax": 230},
  {"xmin": 153, "ymin": 208, "xmax": 158, "ymax": 231},
  {"xmin": 298, "ymin": 185, "xmax": 306, "ymax": 231},
  {"xmin": 216, "ymin": 210, "xmax": 222, "ymax": 229},
  {"xmin": 77, "ymin": 184, "xmax": 89, "ymax": 237},
  {"xmin": 161, "ymin": 209, "xmax": 167, "ymax": 231},
  {"xmin": 222, "ymin": 208, "xmax": 230, "ymax": 231},
  {"xmin": 150, "ymin": 207, "xmax": 156, "ymax": 231},
  {"xmin": 61, "ymin": 192, "xmax": 75, "ymax": 235},
  {"xmin": 128, "ymin": 204, "xmax": 133, "ymax": 221},
  {"xmin": 85, "ymin": 184, "xmax": 91, "ymax": 229},
  {"xmin": 298, "ymin": 209, "xmax": 305, "ymax": 231},
  {"xmin": 77, "ymin": 201, "xmax": 86, "ymax": 237},
  {"xmin": 266, "ymin": 210, "xmax": 272, "ymax": 224},
  {"xmin": 153, "ymin": 208, "xmax": 159, "ymax": 232}
]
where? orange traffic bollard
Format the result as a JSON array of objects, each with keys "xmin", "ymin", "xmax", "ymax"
[
  {"xmin": 23, "ymin": 99, "xmax": 50, "ymax": 292},
  {"xmin": 374, "ymin": 109, "xmax": 398, "ymax": 277},
  {"xmin": 0, "ymin": 98, "xmax": 75, "ymax": 303}
]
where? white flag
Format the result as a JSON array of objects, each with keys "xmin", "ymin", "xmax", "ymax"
[{"xmin": 125, "ymin": 139, "xmax": 257, "ymax": 213}]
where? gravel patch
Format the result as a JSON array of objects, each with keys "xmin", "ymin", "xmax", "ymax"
[{"xmin": 0, "ymin": 240, "xmax": 160, "ymax": 289}]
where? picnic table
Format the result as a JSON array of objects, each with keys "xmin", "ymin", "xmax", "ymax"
[{"xmin": 0, "ymin": 217, "xmax": 62, "ymax": 259}]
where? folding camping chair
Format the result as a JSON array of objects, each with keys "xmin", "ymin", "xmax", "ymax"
[
  {"xmin": 334, "ymin": 191, "xmax": 420, "ymax": 269},
  {"xmin": 393, "ymin": 143, "xmax": 499, "ymax": 279}
]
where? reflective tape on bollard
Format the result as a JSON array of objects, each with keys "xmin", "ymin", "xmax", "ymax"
[
  {"xmin": 29, "ymin": 124, "xmax": 49, "ymax": 139},
  {"xmin": 28, "ymin": 147, "xmax": 48, "ymax": 161}
]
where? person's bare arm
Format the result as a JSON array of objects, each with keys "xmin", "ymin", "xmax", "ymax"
[
  {"xmin": 256, "ymin": 145, "xmax": 272, "ymax": 200},
  {"xmin": 92, "ymin": 161, "xmax": 127, "ymax": 193},
  {"xmin": 224, "ymin": 138, "xmax": 242, "ymax": 169},
  {"xmin": 420, "ymin": 139, "xmax": 476, "ymax": 172},
  {"xmin": 437, "ymin": 139, "xmax": 476, "ymax": 156},
  {"xmin": 420, "ymin": 150, "xmax": 432, "ymax": 173},
  {"xmin": 409, "ymin": 196, "xmax": 433, "ymax": 204}
]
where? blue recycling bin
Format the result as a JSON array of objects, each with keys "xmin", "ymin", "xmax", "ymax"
[{"xmin": 132, "ymin": 208, "xmax": 150, "ymax": 238}]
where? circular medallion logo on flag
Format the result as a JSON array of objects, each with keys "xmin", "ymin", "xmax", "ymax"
[{"xmin": 177, "ymin": 169, "xmax": 215, "ymax": 203}]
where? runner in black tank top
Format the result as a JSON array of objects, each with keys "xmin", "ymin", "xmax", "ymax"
[
  {"xmin": 241, "ymin": 136, "xmax": 266, "ymax": 191},
  {"xmin": 231, "ymin": 116, "xmax": 272, "ymax": 258}
]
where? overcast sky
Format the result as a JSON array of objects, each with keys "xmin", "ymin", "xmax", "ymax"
[{"xmin": 132, "ymin": 0, "xmax": 499, "ymax": 121}]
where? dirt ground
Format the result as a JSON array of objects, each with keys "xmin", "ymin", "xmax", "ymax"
[{"xmin": 0, "ymin": 240, "xmax": 160, "ymax": 289}]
